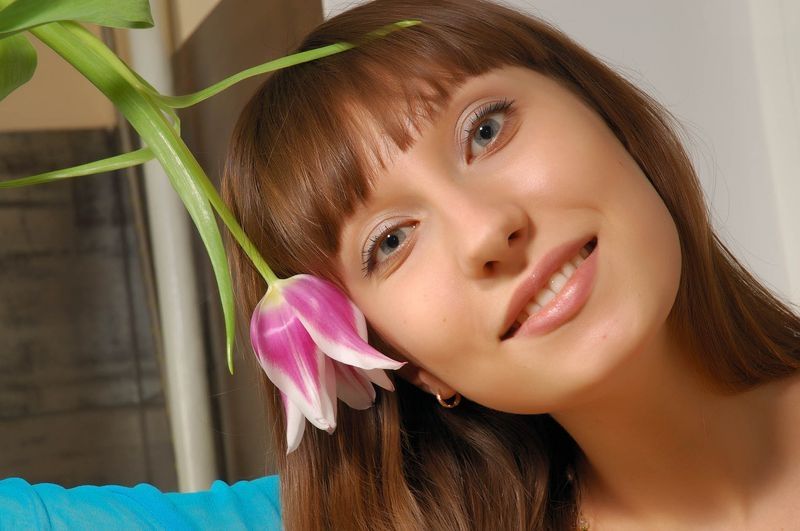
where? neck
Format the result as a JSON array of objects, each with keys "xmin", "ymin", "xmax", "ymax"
[{"xmin": 552, "ymin": 324, "xmax": 800, "ymax": 524}]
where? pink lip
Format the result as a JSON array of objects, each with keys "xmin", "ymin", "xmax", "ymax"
[{"xmin": 500, "ymin": 236, "xmax": 598, "ymax": 340}]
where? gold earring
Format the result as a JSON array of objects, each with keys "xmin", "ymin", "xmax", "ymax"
[{"xmin": 436, "ymin": 392, "xmax": 462, "ymax": 408}]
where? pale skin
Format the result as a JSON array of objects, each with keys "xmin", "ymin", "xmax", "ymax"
[{"xmin": 336, "ymin": 66, "xmax": 800, "ymax": 529}]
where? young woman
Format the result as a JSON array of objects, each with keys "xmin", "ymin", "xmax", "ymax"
[
  {"xmin": 1, "ymin": 0, "xmax": 797, "ymax": 529},
  {"xmin": 223, "ymin": 0, "xmax": 800, "ymax": 530}
]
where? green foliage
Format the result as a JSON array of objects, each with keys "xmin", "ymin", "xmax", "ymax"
[
  {"xmin": 0, "ymin": 147, "xmax": 154, "ymax": 188},
  {"xmin": 0, "ymin": 0, "xmax": 418, "ymax": 373},
  {"xmin": 0, "ymin": 32, "xmax": 35, "ymax": 101},
  {"xmin": 0, "ymin": 0, "xmax": 152, "ymax": 38}
]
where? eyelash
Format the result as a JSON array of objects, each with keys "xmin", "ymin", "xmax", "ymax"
[
  {"xmin": 461, "ymin": 98, "xmax": 515, "ymax": 161},
  {"xmin": 361, "ymin": 221, "xmax": 415, "ymax": 277},
  {"xmin": 361, "ymin": 98, "xmax": 516, "ymax": 277}
]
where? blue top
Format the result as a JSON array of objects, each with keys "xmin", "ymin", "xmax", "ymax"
[{"xmin": 0, "ymin": 476, "xmax": 282, "ymax": 530}]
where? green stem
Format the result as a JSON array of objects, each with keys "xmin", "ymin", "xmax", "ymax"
[
  {"xmin": 0, "ymin": 147, "xmax": 154, "ymax": 188},
  {"xmin": 155, "ymin": 20, "xmax": 420, "ymax": 109},
  {"xmin": 30, "ymin": 21, "xmax": 277, "ymax": 285},
  {"xmin": 196, "ymin": 170, "xmax": 277, "ymax": 283},
  {"xmin": 157, "ymin": 42, "xmax": 353, "ymax": 109}
]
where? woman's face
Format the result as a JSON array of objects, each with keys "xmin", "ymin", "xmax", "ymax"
[{"xmin": 337, "ymin": 66, "xmax": 681, "ymax": 414}]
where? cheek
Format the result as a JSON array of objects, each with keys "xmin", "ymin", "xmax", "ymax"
[
  {"xmin": 609, "ymin": 156, "xmax": 683, "ymax": 309},
  {"xmin": 498, "ymin": 125, "xmax": 619, "ymax": 204},
  {"xmin": 361, "ymin": 267, "xmax": 465, "ymax": 368},
  {"xmin": 581, "ymin": 175, "xmax": 682, "ymax": 370}
]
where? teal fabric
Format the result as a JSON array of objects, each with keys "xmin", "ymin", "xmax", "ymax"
[{"xmin": 0, "ymin": 475, "xmax": 281, "ymax": 530}]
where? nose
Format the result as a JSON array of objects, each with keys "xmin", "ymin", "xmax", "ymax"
[{"xmin": 453, "ymin": 196, "xmax": 529, "ymax": 278}]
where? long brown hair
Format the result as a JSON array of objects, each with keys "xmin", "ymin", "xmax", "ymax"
[{"xmin": 221, "ymin": 1, "xmax": 800, "ymax": 529}]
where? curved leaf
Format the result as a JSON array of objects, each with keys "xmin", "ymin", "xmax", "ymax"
[
  {"xmin": 32, "ymin": 21, "xmax": 238, "ymax": 371},
  {"xmin": 154, "ymin": 141, "xmax": 237, "ymax": 375},
  {"xmin": 0, "ymin": 0, "xmax": 153, "ymax": 38},
  {"xmin": 158, "ymin": 42, "xmax": 354, "ymax": 109},
  {"xmin": 157, "ymin": 20, "xmax": 421, "ymax": 109},
  {"xmin": 0, "ymin": 32, "xmax": 36, "ymax": 101},
  {"xmin": 0, "ymin": 147, "xmax": 153, "ymax": 188},
  {"xmin": 23, "ymin": 18, "xmax": 421, "ymax": 374}
]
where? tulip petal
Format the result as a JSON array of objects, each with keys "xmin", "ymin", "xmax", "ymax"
[
  {"xmin": 250, "ymin": 292, "xmax": 336, "ymax": 432},
  {"xmin": 323, "ymin": 355, "xmax": 338, "ymax": 428},
  {"xmin": 352, "ymin": 300, "xmax": 369, "ymax": 341},
  {"xmin": 363, "ymin": 367, "xmax": 395, "ymax": 391},
  {"xmin": 335, "ymin": 363, "xmax": 376, "ymax": 409},
  {"xmin": 282, "ymin": 391, "xmax": 306, "ymax": 453},
  {"xmin": 283, "ymin": 275, "xmax": 404, "ymax": 371}
]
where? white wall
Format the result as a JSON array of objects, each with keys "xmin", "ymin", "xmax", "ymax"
[{"xmin": 322, "ymin": 0, "xmax": 800, "ymax": 306}]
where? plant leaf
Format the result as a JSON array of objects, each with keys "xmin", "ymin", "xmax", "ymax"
[
  {"xmin": 153, "ymin": 138, "xmax": 237, "ymax": 375},
  {"xmin": 22, "ymin": 18, "xmax": 421, "ymax": 374},
  {"xmin": 0, "ymin": 147, "xmax": 153, "ymax": 188},
  {"xmin": 158, "ymin": 42, "xmax": 355, "ymax": 109},
  {"xmin": 0, "ymin": 0, "xmax": 153, "ymax": 38},
  {"xmin": 157, "ymin": 20, "xmax": 421, "ymax": 109},
  {"xmin": 0, "ymin": 32, "xmax": 36, "ymax": 101},
  {"xmin": 32, "ymin": 21, "xmax": 237, "ymax": 371}
]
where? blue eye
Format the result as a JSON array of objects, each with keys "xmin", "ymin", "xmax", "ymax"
[
  {"xmin": 463, "ymin": 98, "xmax": 514, "ymax": 161},
  {"xmin": 378, "ymin": 226, "xmax": 409, "ymax": 258},
  {"xmin": 470, "ymin": 114, "xmax": 504, "ymax": 154},
  {"xmin": 362, "ymin": 223, "xmax": 416, "ymax": 276}
]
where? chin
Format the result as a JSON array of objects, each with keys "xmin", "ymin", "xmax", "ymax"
[{"xmin": 546, "ymin": 305, "xmax": 665, "ymax": 412}]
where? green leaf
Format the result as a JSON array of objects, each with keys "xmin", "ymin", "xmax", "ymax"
[
  {"xmin": 158, "ymin": 42, "xmax": 356, "ymax": 109},
  {"xmin": 22, "ymin": 18, "xmax": 420, "ymax": 374},
  {"xmin": 0, "ymin": 32, "xmax": 36, "ymax": 101},
  {"xmin": 156, "ymin": 154, "xmax": 238, "ymax": 374},
  {"xmin": 31, "ymin": 21, "xmax": 238, "ymax": 371},
  {"xmin": 0, "ymin": 0, "xmax": 153, "ymax": 38},
  {"xmin": 0, "ymin": 147, "xmax": 153, "ymax": 188},
  {"xmin": 157, "ymin": 20, "xmax": 421, "ymax": 109}
]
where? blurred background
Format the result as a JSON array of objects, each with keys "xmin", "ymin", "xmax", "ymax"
[{"xmin": 0, "ymin": 0, "xmax": 797, "ymax": 492}]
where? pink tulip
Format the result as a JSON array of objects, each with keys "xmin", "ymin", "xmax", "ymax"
[{"xmin": 250, "ymin": 274, "xmax": 404, "ymax": 453}]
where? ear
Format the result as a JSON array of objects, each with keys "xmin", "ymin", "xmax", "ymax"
[{"xmin": 397, "ymin": 363, "xmax": 456, "ymax": 398}]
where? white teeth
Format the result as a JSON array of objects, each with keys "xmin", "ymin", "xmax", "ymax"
[
  {"xmin": 535, "ymin": 288, "xmax": 557, "ymax": 307},
  {"xmin": 513, "ymin": 245, "xmax": 591, "ymax": 328},
  {"xmin": 548, "ymin": 272, "xmax": 569, "ymax": 293},
  {"xmin": 524, "ymin": 300, "xmax": 541, "ymax": 315}
]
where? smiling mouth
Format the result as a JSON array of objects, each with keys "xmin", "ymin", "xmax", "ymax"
[{"xmin": 501, "ymin": 236, "xmax": 598, "ymax": 340}]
